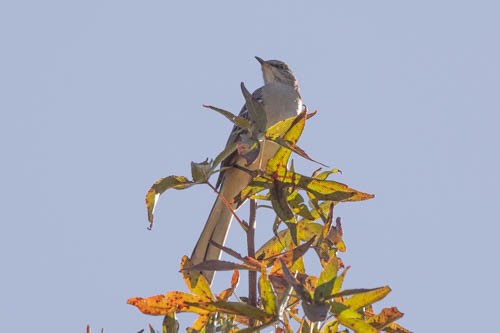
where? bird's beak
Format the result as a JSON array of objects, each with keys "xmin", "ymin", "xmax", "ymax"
[{"xmin": 255, "ymin": 56, "xmax": 265, "ymax": 65}]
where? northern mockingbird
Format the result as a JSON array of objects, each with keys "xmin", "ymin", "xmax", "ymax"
[{"xmin": 191, "ymin": 57, "xmax": 303, "ymax": 283}]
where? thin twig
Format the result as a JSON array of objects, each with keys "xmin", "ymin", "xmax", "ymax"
[
  {"xmin": 207, "ymin": 182, "xmax": 249, "ymax": 232},
  {"xmin": 248, "ymin": 199, "xmax": 257, "ymax": 326}
]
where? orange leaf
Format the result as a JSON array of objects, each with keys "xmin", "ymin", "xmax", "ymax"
[
  {"xmin": 217, "ymin": 270, "xmax": 240, "ymax": 301},
  {"xmin": 127, "ymin": 291, "xmax": 209, "ymax": 315}
]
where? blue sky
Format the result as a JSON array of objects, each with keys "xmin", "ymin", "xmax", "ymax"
[{"xmin": 1, "ymin": 1, "xmax": 499, "ymax": 332}]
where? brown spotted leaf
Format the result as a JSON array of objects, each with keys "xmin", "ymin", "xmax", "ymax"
[
  {"xmin": 127, "ymin": 291, "xmax": 208, "ymax": 315},
  {"xmin": 366, "ymin": 307, "xmax": 405, "ymax": 330}
]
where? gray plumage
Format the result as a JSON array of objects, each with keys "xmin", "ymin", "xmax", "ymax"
[{"xmin": 191, "ymin": 57, "xmax": 302, "ymax": 284}]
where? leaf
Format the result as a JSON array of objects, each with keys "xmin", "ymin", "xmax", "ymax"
[
  {"xmin": 210, "ymin": 142, "xmax": 238, "ymax": 175},
  {"xmin": 237, "ymin": 132, "xmax": 261, "ymax": 166},
  {"xmin": 336, "ymin": 308, "xmax": 378, "ymax": 333},
  {"xmin": 203, "ymin": 104, "xmax": 252, "ymax": 129},
  {"xmin": 302, "ymin": 301, "xmax": 330, "ymax": 322},
  {"xmin": 332, "ymin": 267, "xmax": 349, "ymax": 295},
  {"xmin": 236, "ymin": 321, "xmax": 279, "ymax": 333},
  {"xmin": 270, "ymin": 179, "xmax": 294, "ymax": 222},
  {"xmin": 256, "ymin": 222, "xmax": 323, "ymax": 260},
  {"xmin": 289, "ymin": 174, "xmax": 375, "ymax": 203},
  {"xmin": 322, "ymin": 320, "xmax": 339, "ymax": 333},
  {"xmin": 241, "ymin": 82, "xmax": 267, "ymax": 139},
  {"xmin": 325, "ymin": 217, "xmax": 345, "ymax": 252},
  {"xmin": 279, "ymin": 259, "xmax": 312, "ymax": 304},
  {"xmin": 269, "ymin": 236, "xmax": 316, "ymax": 274},
  {"xmin": 287, "ymin": 191, "xmax": 315, "ymax": 220},
  {"xmin": 259, "ymin": 268, "xmax": 277, "ymax": 315},
  {"xmin": 341, "ymin": 286, "xmax": 391, "ymax": 311},
  {"xmin": 162, "ymin": 313, "xmax": 179, "ymax": 333},
  {"xmin": 314, "ymin": 256, "xmax": 339, "ymax": 302},
  {"xmin": 190, "ymin": 159, "xmax": 212, "ymax": 183},
  {"xmin": 183, "ymin": 260, "xmax": 251, "ymax": 272},
  {"xmin": 266, "ymin": 116, "xmax": 298, "ymax": 140},
  {"xmin": 191, "ymin": 314, "xmax": 209, "ymax": 332},
  {"xmin": 189, "ymin": 301, "xmax": 275, "ymax": 323},
  {"xmin": 218, "ymin": 270, "xmax": 240, "ymax": 301},
  {"xmin": 145, "ymin": 176, "xmax": 194, "ymax": 229},
  {"xmin": 266, "ymin": 110, "xmax": 307, "ymax": 177},
  {"xmin": 180, "ymin": 256, "xmax": 213, "ymax": 301},
  {"xmin": 269, "ymin": 137, "xmax": 327, "ymax": 167},
  {"xmin": 127, "ymin": 292, "xmax": 209, "ymax": 315},
  {"xmin": 366, "ymin": 307, "xmax": 404, "ymax": 330},
  {"xmin": 313, "ymin": 168, "xmax": 342, "ymax": 180}
]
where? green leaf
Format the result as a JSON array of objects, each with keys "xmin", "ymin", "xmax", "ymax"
[
  {"xmin": 269, "ymin": 137, "xmax": 327, "ymax": 167},
  {"xmin": 313, "ymin": 168, "xmax": 342, "ymax": 180},
  {"xmin": 270, "ymin": 180, "xmax": 294, "ymax": 222},
  {"xmin": 162, "ymin": 313, "xmax": 179, "ymax": 333},
  {"xmin": 314, "ymin": 256, "xmax": 338, "ymax": 301},
  {"xmin": 145, "ymin": 176, "xmax": 194, "ymax": 229},
  {"xmin": 298, "ymin": 176, "xmax": 375, "ymax": 202},
  {"xmin": 241, "ymin": 82, "xmax": 267, "ymax": 139},
  {"xmin": 191, "ymin": 159, "xmax": 212, "ymax": 183},
  {"xmin": 287, "ymin": 191, "xmax": 315, "ymax": 220},
  {"xmin": 209, "ymin": 142, "xmax": 238, "ymax": 174},
  {"xmin": 203, "ymin": 104, "xmax": 252, "ymax": 129},
  {"xmin": 188, "ymin": 301, "xmax": 275, "ymax": 323},
  {"xmin": 333, "ymin": 267, "xmax": 349, "ymax": 294}
]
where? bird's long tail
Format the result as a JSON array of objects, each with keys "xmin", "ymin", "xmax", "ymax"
[{"xmin": 191, "ymin": 192, "xmax": 234, "ymax": 284}]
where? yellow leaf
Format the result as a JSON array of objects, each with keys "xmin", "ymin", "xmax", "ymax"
[
  {"xmin": 256, "ymin": 222, "xmax": 323, "ymax": 260},
  {"xmin": 336, "ymin": 308, "xmax": 378, "ymax": 333},
  {"xmin": 180, "ymin": 256, "xmax": 213, "ymax": 302},
  {"xmin": 259, "ymin": 268, "xmax": 277, "ymax": 315},
  {"xmin": 341, "ymin": 286, "xmax": 391, "ymax": 311},
  {"xmin": 191, "ymin": 314, "xmax": 210, "ymax": 331},
  {"xmin": 266, "ymin": 111, "xmax": 307, "ymax": 177}
]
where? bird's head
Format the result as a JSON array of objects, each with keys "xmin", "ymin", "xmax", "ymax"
[{"xmin": 255, "ymin": 56, "xmax": 298, "ymax": 88}]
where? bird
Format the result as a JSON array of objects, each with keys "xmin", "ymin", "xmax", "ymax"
[{"xmin": 191, "ymin": 57, "xmax": 303, "ymax": 284}]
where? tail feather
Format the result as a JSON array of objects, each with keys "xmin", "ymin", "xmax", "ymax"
[{"xmin": 191, "ymin": 194, "xmax": 233, "ymax": 284}]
